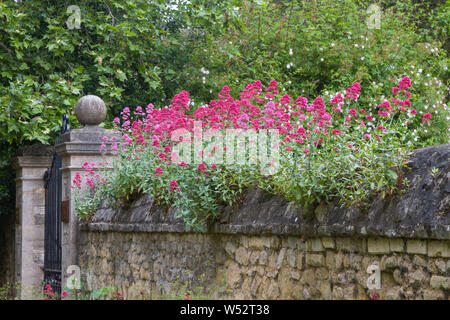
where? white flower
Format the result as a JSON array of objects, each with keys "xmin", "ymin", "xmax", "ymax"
[
  {"xmin": 289, "ymin": 48, "xmax": 293, "ymax": 55},
  {"xmin": 320, "ymin": 58, "xmax": 324, "ymax": 62},
  {"xmin": 361, "ymin": 56, "xmax": 365, "ymax": 60},
  {"xmin": 331, "ymin": 43, "xmax": 335, "ymax": 47}
]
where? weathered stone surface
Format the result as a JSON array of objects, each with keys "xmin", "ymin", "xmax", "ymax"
[
  {"xmin": 368, "ymin": 238, "xmax": 390, "ymax": 255},
  {"xmin": 82, "ymin": 145, "xmax": 450, "ymax": 240},
  {"xmin": 235, "ymin": 247, "xmax": 249, "ymax": 266},
  {"xmin": 321, "ymin": 237, "xmax": 335, "ymax": 249},
  {"xmin": 75, "ymin": 95, "xmax": 107, "ymax": 126},
  {"xmin": 407, "ymin": 240, "xmax": 427, "ymax": 255},
  {"xmin": 306, "ymin": 254, "xmax": 325, "ymax": 267},
  {"xmin": 308, "ymin": 238, "xmax": 324, "ymax": 252},
  {"xmin": 389, "ymin": 239, "xmax": 405, "ymax": 252},
  {"xmin": 75, "ymin": 144, "xmax": 450, "ymax": 300},
  {"xmin": 430, "ymin": 276, "xmax": 450, "ymax": 290},
  {"xmin": 427, "ymin": 240, "xmax": 449, "ymax": 258}
]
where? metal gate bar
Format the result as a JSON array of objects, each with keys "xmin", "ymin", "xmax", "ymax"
[{"xmin": 43, "ymin": 115, "xmax": 69, "ymax": 298}]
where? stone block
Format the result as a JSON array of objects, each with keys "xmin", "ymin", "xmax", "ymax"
[
  {"xmin": 249, "ymin": 250, "xmax": 260, "ymax": 265},
  {"xmin": 336, "ymin": 237, "xmax": 366, "ymax": 253},
  {"xmin": 226, "ymin": 261, "xmax": 242, "ymax": 289},
  {"xmin": 422, "ymin": 289, "xmax": 445, "ymax": 300},
  {"xmin": 368, "ymin": 238, "xmax": 390, "ymax": 255},
  {"xmin": 276, "ymin": 248, "xmax": 286, "ymax": 270},
  {"xmin": 306, "ymin": 254, "xmax": 325, "ymax": 267},
  {"xmin": 308, "ymin": 238, "xmax": 324, "ymax": 252},
  {"xmin": 235, "ymin": 247, "xmax": 249, "ymax": 266},
  {"xmin": 325, "ymin": 251, "xmax": 335, "ymax": 269},
  {"xmin": 406, "ymin": 240, "xmax": 427, "ymax": 255},
  {"xmin": 427, "ymin": 240, "xmax": 449, "ymax": 258},
  {"xmin": 389, "ymin": 238, "xmax": 405, "ymax": 252},
  {"xmin": 296, "ymin": 252, "xmax": 304, "ymax": 270},
  {"xmin": 239, "ymin": 236, "xmax": 249, "ymax": 248},
  {"xmin": 321, "ymin": 237, "xmax": 335, "ymax": 249},
  {"xmin": 225, "ymin": 241, "xmax": 236, "ymax": 257},
  {"xmin": 286, "ymin": 249, "xmax": 296, "ymax": 268},
  {"xmin": 385, "ymin": 286, "xmax": 402, "ymax": 300},
  {"xmin": 318, "ymin": 281, "xmax": 332, "ymax": 299},
  {"xmin": 290, "ymin": 271, "xmax": 301, "ymax": 280},
  {"xmin": 258, "ymin": 250, "xmax": 268, "ymax": 265},
  {"xmin": 287, "ymin": 237, "xmax": 302, "ymax": 249},
  {"xmin": 408, "ymin": 270, "xmax": 426, "ymax": 285},
  {"xmin": 301, "ymin": 269, "xmax": 315, "ymax": 285},
  {"xmin": 249, "ymin": 237, "xmax": 264, "ymax": 250},
  {"xmin": 380, "ymin": 256, "xmax": 398, "ymax": 270},
  {"xmin": 430, "ymin": 276, "xmax": 450, "ymax": 290}
]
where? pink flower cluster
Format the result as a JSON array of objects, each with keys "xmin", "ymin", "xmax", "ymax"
[
  {"xmin": 109, "ymin": 77, "xmax": 423, "ymax": 161},
  {"xmin": 73, "ymin": 77, "xmax": 425, "ymax": 193},
  {"xmin": 72, "ymin": 162, "xmax": 108, "ymax": 190}
]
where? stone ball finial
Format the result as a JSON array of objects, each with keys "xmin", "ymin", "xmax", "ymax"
[{"xmin": 75, "ymin": 95, "xmax": 107, "ymax": 126}]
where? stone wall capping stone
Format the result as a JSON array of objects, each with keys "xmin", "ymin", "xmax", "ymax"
[{"xmin": 406, "ymin": 240, "xmax": 428, "ymax": 255}]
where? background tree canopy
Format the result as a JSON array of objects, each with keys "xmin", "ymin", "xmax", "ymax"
[{"xmin": 0, "ymin": 0, "xmax": 448, "ymax": 214}]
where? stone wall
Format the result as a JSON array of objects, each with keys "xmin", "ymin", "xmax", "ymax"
[
  {"xmin": 78, "ymin": 144, "xmax": 450, "ymax": 300},
  {"xmin": 79, "ymin": 232, "xmax": 449, "ymax": 300}
]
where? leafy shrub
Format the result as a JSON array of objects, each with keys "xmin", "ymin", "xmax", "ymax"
[{"xmin": 73, "ymin": 76, "xmax": 445, "ymax": 231}]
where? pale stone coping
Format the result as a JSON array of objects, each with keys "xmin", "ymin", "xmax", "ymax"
[
  {"xmin": 79, "ymin": 221, "xmax": 450, "ymax": 242},
  {"xmin": 55, "ymin": 142, "xmax": 116, "ymax": 156},
  {"xmin": 14, "ymin": 176, "xmax": 49, "ymax": 182},
  {"xmin": 59, "ymin": 165, "xmax": 114, "ymax": 171},
  {"xmin": 11, "ymin": 156, "xmax": 52, "ymax": 169}
]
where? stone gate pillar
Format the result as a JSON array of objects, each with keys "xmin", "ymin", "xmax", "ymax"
[
  {"xmin": 55, "ymin": 95, "xmax": 116, "ymax": 290},
  {"xmin": 12, "ymin": 144, "xmax": 53, "ymax": 299}
]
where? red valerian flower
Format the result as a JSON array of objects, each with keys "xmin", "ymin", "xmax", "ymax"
[
  {"xmin": 331, "ymin": 129, "xmax": 342, "ymax": 135},
  {"xmin": 154, "ymin": 167, "xmax": 164, "ymax": 176},
  {"xmin": 169, "ymin": 180, "xmax": 178, "ymax": 191},
  {"xmin": 197, "ymin": 163, "xmax": 207, "ymax": 172}
]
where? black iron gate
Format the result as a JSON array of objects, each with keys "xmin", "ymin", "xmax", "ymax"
[{"xmin": 43, "ymin": 115, "xmax": 70, "ymax": 297}]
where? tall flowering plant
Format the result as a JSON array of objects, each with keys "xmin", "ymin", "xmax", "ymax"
[{"xmin": 73, "ymin": 77, "xmax": 434, "ymax": 230}]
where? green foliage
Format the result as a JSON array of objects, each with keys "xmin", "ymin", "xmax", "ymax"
[
  {"xmin": 0, "ymin": 0, "xmax": 448, "ymax": 218},
  {"xmin": 0, "ymin": 282, "xmax": 21, "ymax": 300},
  {"xmin": 0, "ymin": 0, "xmax": 447, "ymax": 146}
]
